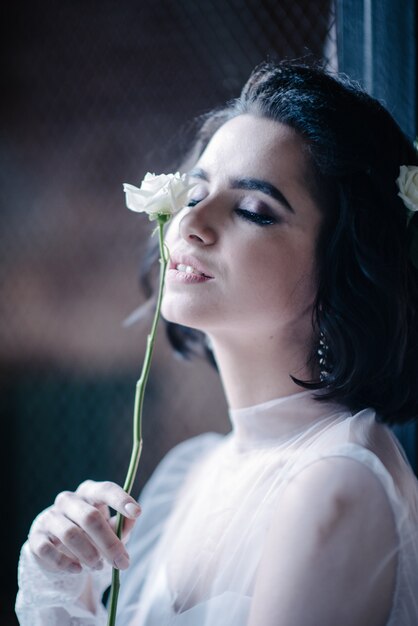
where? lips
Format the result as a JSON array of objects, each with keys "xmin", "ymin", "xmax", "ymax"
[{"xmin": 169, "ymin": 252, "xmax": 214, "ymax": 278}]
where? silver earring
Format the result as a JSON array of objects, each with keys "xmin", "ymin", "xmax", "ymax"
[
  {"xmin": 204, "ymin": 335, "xmax": 213, "ymax": 351},
  {"xmin": 318, "ymin": 330, "xmax": 331, "ymax": 382}
]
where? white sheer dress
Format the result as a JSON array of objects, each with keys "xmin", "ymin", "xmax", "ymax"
[{"xmin": 16, "ymin": 389, "xmax": 418, "ymax": 625}]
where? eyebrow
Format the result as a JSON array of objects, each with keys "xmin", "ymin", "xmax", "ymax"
[{"xmin": 189, "ymin": 167, "xmax": 294, "ymax": 214}]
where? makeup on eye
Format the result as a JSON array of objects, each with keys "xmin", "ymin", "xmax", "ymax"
[
  {"xmin": 188, "ymin": 167, "xmax": 295, "ymax": 214},
  {"xmin": 186, "ymin": 174, "xmax": 285, "ymax": 226},
  {"xmin": 185, "ymin": 194, "xmax": 280, "ymax": 227},
  {"xmin": 235, "ymin": 208, "xmax": 278, "ymax": 226},
  {"xmin": 234, "ymin": 196, "xmax": 280, "ymax": 226},
  {"xmin": 185, "ymin": 182, "xmax": 207, "ymax": 207}
]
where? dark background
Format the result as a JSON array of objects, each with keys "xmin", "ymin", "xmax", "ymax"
[{"xmin": 2, "ymin": 1, "xmax": 345, "ymax": 623}]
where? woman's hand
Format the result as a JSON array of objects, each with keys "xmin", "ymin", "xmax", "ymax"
[{"xmin": 27, "ymin": 480, "xmax": 142, "ymax": 575}]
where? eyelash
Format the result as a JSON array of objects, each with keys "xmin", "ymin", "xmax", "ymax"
[
  {"xmin": 186, "ymin": 200, "xmax": 278, "ymax": 227},
  {"xmin": 235, "ymin": 208, "xmax": 277, "ymax": 226}
]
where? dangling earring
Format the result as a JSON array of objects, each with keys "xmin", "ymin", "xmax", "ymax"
[
  {"xmin": 318, "ymin": 330, "xmax": 331, "ymax": 382},
  {"xmin": 204, "ymin": 334, "xmax": 213, "ymax": 351}
]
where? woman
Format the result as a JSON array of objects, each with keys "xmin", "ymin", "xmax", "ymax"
[{"xmin": 16, "ymin": 62, "xmax": 418, "ymax": 625}]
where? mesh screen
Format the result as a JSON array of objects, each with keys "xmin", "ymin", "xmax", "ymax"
[{"xmin": 3, "ymin": 2, "xmax": 336, "ymax": 623}]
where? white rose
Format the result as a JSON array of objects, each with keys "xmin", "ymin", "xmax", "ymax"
[
  {"xmin": 396, "ymin": 165, "xmax": 418, "ymax": 224},
  {"xmin": 123, "ymin": 172, "xmax": 194, "ymax": 220}
]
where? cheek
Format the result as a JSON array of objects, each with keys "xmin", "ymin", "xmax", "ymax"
[
  {"xmin": 232, "ymin": 243, "xmax": 291, "ymax": 288},
  {"xmin": 164, "ymin": 215, "xmax": 180, "ymax": 249},
  {"xmin": 230, "ymin": 244, "xmax": 317, "ymax": 312}
]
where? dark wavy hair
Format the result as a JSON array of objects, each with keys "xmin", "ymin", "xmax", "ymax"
[{"xmin": 141, "ymin": 60, "xmax": 418, "ymax": 425}]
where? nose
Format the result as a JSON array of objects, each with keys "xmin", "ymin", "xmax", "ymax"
[{"xmin": 178, "ymin": 203, "xmax": 217, "ymax": 246}]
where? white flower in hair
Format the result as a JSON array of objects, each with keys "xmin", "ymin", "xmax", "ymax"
[{"xmin": 396, "ymin": 165, "xmax": 418, "ymax": 225}]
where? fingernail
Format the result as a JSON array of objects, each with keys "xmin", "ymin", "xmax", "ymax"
[
  {"xmin": 93, "ymin": 559, "xmax": 104, "ymax": 570},
  {"xmin": 114, "ymin": 553, "xmax": 130, "ymax": 570},
  {"xmin": 124, "ymin": 502, "xmax": 141, "ymax": 517}
]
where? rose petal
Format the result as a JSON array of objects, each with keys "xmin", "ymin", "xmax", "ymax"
[{"xmin": 123, "ymin": 172, "xmax": 194, "ymax": 217}]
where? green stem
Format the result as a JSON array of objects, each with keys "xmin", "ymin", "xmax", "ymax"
[{"xmin": 106, "ymin": 215, "xmax": 169, "ymax": 626}]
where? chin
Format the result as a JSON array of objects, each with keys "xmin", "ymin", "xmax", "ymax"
[
  {"xmin": 161, "ymin": 302, "xmax": 205, "ymax": 331},
  {"xmin": 161, "ymin": 294, "xmax": 215, "ymax": 331}
]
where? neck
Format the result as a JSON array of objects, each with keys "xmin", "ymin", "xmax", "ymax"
[{"xmin": 208, "ymin": 326, "xmax": 318, "ymax": 410}]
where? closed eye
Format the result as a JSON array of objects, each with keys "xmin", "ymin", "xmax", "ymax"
[
  {"xmin": 187, "ymin": 199, "xmax": 201, "ymax": 207},
  {"xmin": 186, "ymin": 199, "xmax": 279, "ymax": 227},
  {"xmin": 235, "ymin": 208, "xmax": 278, "ymax": 226}
]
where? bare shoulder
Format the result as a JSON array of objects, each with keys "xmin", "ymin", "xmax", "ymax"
[{"xmin": 248, "ymin": 455, "xmax": 398, "ymax": 626}]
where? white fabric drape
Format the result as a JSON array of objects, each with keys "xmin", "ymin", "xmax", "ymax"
[{"xmin": 16, "ymin": 389, "xmax": 418, "ymax": 625}]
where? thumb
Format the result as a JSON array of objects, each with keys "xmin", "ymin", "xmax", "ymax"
[{"xmin": 109, "ymin": 513, "xmax": 139, "ymax": 541}]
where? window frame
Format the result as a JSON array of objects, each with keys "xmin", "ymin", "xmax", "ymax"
[{"xmin": 336, "ymin": 0, "xmax": 417, "ymax": 471}]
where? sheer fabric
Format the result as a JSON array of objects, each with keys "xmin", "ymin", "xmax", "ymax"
[{"xmin": 16, "ymin": 389, "xmax": 418, "ymax": 625}]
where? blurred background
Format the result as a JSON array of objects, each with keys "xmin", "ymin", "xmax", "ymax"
[{"xmin": 2, "ymin": 1, "xmax": 415, "ymax": 623}]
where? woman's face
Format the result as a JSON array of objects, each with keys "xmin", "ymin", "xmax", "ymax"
[{"xmin": 162, "ymin": 114, "xmax": 323, "ymax": 342}]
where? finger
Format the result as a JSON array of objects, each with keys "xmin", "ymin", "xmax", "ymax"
[
  {"xmin": 96, "ymin": 502, "xmax": 110, "ymax": 521},
  {"xmin": 54, "ymin": 492, "xmax": 132, "ymax": 569},
  {"xmin": 29, "ymin": 530, "xmax": 83, "ymax": 574},
  {"xmin": 30, "ymin": 509, "xmax": 82, "ymax": 568},
  {"xmin": 108, "ymin": 514, "xmax": 137, "ymax": 542},
  {"xmin": 50, "ymin": 535, "xmax": 81, "ymax": 561},
  {"xmin": 75, "ymin": 480, "xmax": 142, "ymax": 519},
  {"xmin": 44, "ymin": 509, "xmax": 106, "ymax": 570}
]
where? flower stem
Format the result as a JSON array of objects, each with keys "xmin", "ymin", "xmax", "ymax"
[{"xmin": 106, "ymin": 215, "xmax": 169, "ymax": 626}]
